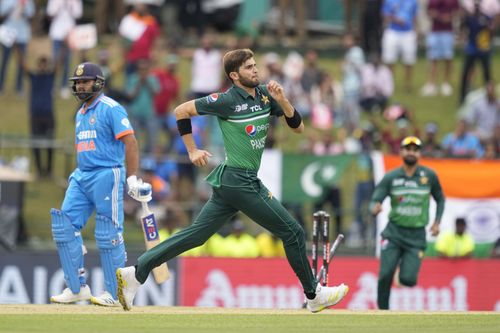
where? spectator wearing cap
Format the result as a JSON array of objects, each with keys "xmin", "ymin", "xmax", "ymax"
[
  {"xmin": 435, "ymin": 218, "xmax": 475, "ymax": 258},
  {"xmin": 421, "ymin": 122, "xmax": 444, "ymax": 158},
  {"xmin": 442, "ymin": 119, "xmax": 484, "ymax": 158}
]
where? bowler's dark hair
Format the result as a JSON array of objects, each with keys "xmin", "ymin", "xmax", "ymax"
[{"xmin": 223, "ymin": 49, "xmax": 254, "ymax": 82}]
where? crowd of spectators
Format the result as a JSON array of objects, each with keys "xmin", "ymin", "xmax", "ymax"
[{"xmin": 0, "ymin": 0, "xmax": 498, "ymax": 252}]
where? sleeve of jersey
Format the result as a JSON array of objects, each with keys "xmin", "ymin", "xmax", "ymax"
[
  {"xmin": 110, "ymin": 106, "xmax": 135, "ymax": 139},
  {"xmin": 194, "ymin": 93, "xmax": 229, "ymax": 118},
  {"xmin": 431, "ymin": 171, "xmax": 446, "ymax": 222},
  {"xmin": 371, "ymin": 175, "xmax": 390, "ymax": 204}
]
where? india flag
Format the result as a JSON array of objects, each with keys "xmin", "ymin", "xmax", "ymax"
[{"xmin": 373, "ymin": 152, "xmax": 500, "ymax": 256}]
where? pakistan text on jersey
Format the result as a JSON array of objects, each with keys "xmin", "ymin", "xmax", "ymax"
[
  {"xmin": 77, "ymin": 130, "xmax": 97, "ymax": 140},
  {"xmin": 250, "ymin": 136, "xmax": 267, "ymax": 149}
]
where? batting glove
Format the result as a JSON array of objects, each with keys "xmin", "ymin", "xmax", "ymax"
[{"xmin": 127, "ymin": 175, "xmax": 152, "ymax": 203}]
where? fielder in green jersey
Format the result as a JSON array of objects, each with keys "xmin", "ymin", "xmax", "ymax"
[
  {"xmin": 371, "ymin": 136, "xmax": 445, "ymax": 310},
  {"xmin": 116, "ymin": 49, "xmax": 349, "ymax": 312}
]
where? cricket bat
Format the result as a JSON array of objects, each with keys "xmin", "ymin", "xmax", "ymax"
[{"xmin": 140, "ymin": 202, "xmax": 170, "ymax": 283}]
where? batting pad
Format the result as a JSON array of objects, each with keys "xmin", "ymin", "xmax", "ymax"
[
  {"xmin": 51, "ymin": 209, "xmax": 84, "ymax": 294},
  {"xmin": 95, "ymin": 215, "xmax": 126, "ymax": 299}
]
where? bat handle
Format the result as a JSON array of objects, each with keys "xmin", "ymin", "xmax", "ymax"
[{"xmin": 142, "ymin": 201, "xmax": 150, "ymax": 214}]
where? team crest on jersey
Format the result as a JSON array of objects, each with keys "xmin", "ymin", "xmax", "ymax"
[
  {"xmin": 420, "ymin": 176, "xmax": 428, "ymax": 185},
  {"xmin": 121, "ymin": 118, "xmax": 130, "ymax": 128},
  {"xmin": 207, "ymin": 93, "xmax": 219, "ymax": 103},
  {"xmin": 245, "ymin": 124, "xmax": 257, "ymax": 136},
  {"xmin": 261, "ymin": 95, "xmax": 270, "ymax": 105},
  {"xmin": 89, "ymin": 116, "xmax": 96, "ymax": 125}
]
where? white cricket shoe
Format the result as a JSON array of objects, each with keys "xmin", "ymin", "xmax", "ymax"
[
  {"xmin": 90, "ymin": 291, "xmax": 121, "ymax": 307},
  {"xmin": 50, "ymin": 285, "xmax": 92, "ymax": 304},
  {"xmin": 306, "ymin": 283, "xmax": 349, "ymax": 313},
  {"xmin": 116, "ymin": 266, "xmax": 141, "ymax": 311}
]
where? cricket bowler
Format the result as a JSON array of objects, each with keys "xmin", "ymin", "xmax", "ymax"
[
  {"xmin": 117, "ymin": 48, "xmax": 349, "ymax": 312},
  {"xmin": 371, "ymin": 136, "xmax": 446, "ymax": 309}
]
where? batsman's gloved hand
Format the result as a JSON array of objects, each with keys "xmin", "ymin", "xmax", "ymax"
[{"xmin": 127, "ymin": 175, "xmax": 152, "ymax": 203}]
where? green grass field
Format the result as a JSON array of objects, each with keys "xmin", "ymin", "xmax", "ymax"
[{"xmin": 1, "ymin": 306, "xmax": 499, "ymax": 333}]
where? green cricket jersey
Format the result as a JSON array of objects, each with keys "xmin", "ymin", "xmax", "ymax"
[
  {"xmin": 194, "ymin": 84, "xmax": 283, "ymax": 186},
  {"xmin": 371, "ymin": 165, "xmax": 445, "ymax": 228}
]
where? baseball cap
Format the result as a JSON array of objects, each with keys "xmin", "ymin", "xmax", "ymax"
[
  {"xmin": 69, "ymin": 62, "xmax": 104, "ymax": 81},
  {"xmin": 400, "ymin": 136, "xmax": 422, "ymax": 149}
]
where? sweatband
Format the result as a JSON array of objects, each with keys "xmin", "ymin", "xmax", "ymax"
[
  {"xmin": 177, "ymin": 118, "xmax": 192, "ymax": 136},
  {"xmin": 285, "ymin": 109, "xmax": 302, "ymax": 128}
]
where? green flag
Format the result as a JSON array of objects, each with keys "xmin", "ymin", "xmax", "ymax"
[{"xmin": 281, "ymin": 153, "xmax": 353, "ymax": 203}]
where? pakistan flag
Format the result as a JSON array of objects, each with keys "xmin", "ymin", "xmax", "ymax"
[{"xmin": 259, "ymin": 150, "xmax": 354, "ymax": 203}]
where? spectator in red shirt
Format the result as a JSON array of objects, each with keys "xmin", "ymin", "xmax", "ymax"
[
  {"xmin": 152, "ymin": 54, "xmax": 180, "ymax": 152},
  {"xmin": 118, "ymin": 4, "xmax": 160, "ymax": 76}
]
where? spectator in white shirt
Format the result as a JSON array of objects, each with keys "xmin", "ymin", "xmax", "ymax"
[
  {"xmin": 0, "ymin": 0, "xmax": 35, "ymax": 95},
  {"xmin": 359, "ymin": 54, "xmax": 394, "ymax": 114},
  {"xmin": 190, "ymin": 32, "xmax": 222, "ymax": 98},
  {"xmin": 46, "ymin": 0, "xmax": 82, "ymax": 99},
  {"xmin": 463, "ymin": 82, "xmax": 500, "ymax": 142}
]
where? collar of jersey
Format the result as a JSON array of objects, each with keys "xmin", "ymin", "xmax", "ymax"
[
  {"xmin": 79, "ymin": 93, "xmax": 104, "ymax": 114},
  {"xmin": 232, "ymin": 84, "xmax": 259, "ymax": 100}
]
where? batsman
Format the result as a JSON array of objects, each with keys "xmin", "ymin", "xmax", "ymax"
[
  {"xmin": 50, "ymin": 62, "xmax": 152, "ymax": 306},
  {"xmin": 117, "ymin": 48, "xmax": 349, "ymax": 312},
  {"xmin": 371, "ymin": 136, "xmax": 445, "ymax": 310}
]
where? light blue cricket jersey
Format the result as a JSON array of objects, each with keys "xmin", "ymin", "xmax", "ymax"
[
  {"xmin": 75, "ymin": 94, "xmax": 134, "ymax": 171},
  {"xmin": 382, "ymin": 0, "xmax": 418, "ymax": 32}
]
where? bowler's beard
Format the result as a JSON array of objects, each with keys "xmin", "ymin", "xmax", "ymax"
[
  {"xmin": 240, "ymin": 76, "xmax": 259, "ymax": 88},
  {"xmin": 403, "ymin": 156, "xmax": 418, "ymax": 166}
]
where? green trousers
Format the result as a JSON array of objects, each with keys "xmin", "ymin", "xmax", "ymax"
[
  {"xmin": 136, "ymin": 167, "xmax": 317, "ymax": 294},
  {"xmin": 377, "ymin": 222, "xmax": 426, "ymax": 309}
]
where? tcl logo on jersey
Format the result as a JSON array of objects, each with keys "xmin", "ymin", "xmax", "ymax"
[
  {"xmin": 207, "ymin": 93, "xmax": 219, "ymax": 103},
  {"xmin": 245, "ymin": 123, "xmax": 269, "ymax": 137}
]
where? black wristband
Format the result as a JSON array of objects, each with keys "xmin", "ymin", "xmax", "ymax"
[
  {"xmin": 285, "ymin": 109, "xmax": 302, "ymax": 129},
  {"xmin": 177, "ymin": 118, "xmax": 192, "ymax": 136}
]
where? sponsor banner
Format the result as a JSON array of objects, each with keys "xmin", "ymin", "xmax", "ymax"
[
  {"xmin": 179, "ymin": 257, "xmax": 303, "ymax": 308},
  {"xmin": 0, "ymin": 251, "xmax": 177, "ymax": 305},
  {"xmin": 180, "ymin": 257, "xmax": 500, "ymax": 311}
]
